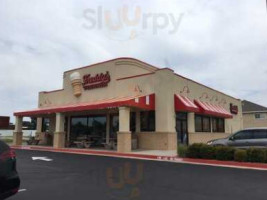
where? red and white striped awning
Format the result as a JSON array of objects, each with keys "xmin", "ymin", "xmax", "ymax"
[
  {"xmin": 14, "ymin": 94, "xmax": 155, "ymax": 117},
  {"xmin": 175, "ymin": 95, "xmax": 199, "ymax": 112},
  {"xmin": 194, "ymin": 100, "xmax": 233, "ymax": 118}
]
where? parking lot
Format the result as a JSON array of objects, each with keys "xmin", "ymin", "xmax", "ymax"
[{"xmin": 10, "ymin": 149, "xmax": 267, "ymax": 200}]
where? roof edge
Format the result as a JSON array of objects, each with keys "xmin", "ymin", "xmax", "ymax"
[{"xmin": 64, "ymin": 57, "xmax": 160, "ymax": 74}]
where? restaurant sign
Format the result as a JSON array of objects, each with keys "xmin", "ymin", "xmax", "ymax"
[
  {"xmin": 83, "ymin": 71, "xmax": 111, "ymax": 90},
  {"xmin": 230, "ymin": 103, "xmax": 238, "ymax": 115}
]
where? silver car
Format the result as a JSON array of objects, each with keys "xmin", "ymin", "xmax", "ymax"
[{"xmin": 207, "ymin": 128, "xmax": 267, "ymax": 148}]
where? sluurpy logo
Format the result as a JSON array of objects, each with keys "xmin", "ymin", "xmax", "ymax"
[
  {"xmin": 82, "ymin": 5, "xmax": 184, "ymax": 41},
  {"xmin": 106, "ymin": 162, "xmax": 143, "ymax": 199}
]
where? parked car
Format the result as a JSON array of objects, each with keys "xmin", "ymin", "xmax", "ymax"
[
  {"xmin": 0, "ymin": 140, "xmax": 20, "ymax": 199},
  {"xmin": 207, "ymin": 128, "xmax": 267, "ymax": 148}
]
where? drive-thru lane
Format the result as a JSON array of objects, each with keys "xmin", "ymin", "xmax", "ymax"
[{"xmin": 10, "ymin": 149, "xmax": 267, "ymax": 200}]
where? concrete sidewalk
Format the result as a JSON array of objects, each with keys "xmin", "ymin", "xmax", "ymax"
[{"xmin": 11, "ymin": 145, "xmax": 177, "ymax": 159}]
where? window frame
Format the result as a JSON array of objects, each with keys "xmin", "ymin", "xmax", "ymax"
[
  {"xmin": 212, "ymin": 117, "xmax": 225, "ymax": 133},
  {"xmin": 255, "ymin": 113, "xmax": 266, "ymax": 120},
  {"xmin": 70, "ymin": 115, "xmax": 107, "ymax": 140},
  {"xmin": 140, "ymin": 111, "xmax": 155, "ymax": 132},
  {"xmin": 195, "ymin": 115, "xmax": 211, "ymax": 133}
]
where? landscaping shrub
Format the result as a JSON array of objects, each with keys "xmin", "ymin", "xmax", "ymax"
[
  {"xmin": 185, "ymin": 144, "xmax": 267, "ymax": 164},
  {"xmin": 234, "ymin": 149, "xmax": 247, "ymax": 162},
  {"xmin": 186, "ymin": 143, "xmax": 204, "ymax": 158},
  {"xmin": 247, "ymin": 148, "xmax": 266, "ymax": 163},
  {"xmin": 178, "ymin": 145, "xmax": 188, "ymax": 158},
  {"xmin": 215, "ymin": 146, "xmax": 235, "ymax": 161},
  {"xmin": 186, "ymin": 143, "xmax": 216, "ymax": 159},
  {"xmin": 199, "ymin": 144, "xmax": 216, "ymax": 159}
]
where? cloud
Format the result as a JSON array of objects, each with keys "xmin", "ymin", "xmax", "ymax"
[{"xmin": 1, "ymin": 0, "xmax": 267, "ymax": 122}]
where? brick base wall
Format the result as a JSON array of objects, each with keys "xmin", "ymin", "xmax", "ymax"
[{"xmin": 137, "ymin": 132, "xmax": 177, "ymax": 150}]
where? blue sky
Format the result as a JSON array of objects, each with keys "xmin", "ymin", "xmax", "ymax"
[{"xmin": 0, "ymin": 0, "xmax": 267, "ymax": 122}]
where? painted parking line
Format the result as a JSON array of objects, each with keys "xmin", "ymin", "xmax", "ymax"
[{"xmin": 18, "ymin": 189, "xmax": 27, "ymax": 193}]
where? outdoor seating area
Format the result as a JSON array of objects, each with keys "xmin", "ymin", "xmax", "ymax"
[{"xmin": 68, "ymin": 136, "xmax": 117, "ymax": 150}]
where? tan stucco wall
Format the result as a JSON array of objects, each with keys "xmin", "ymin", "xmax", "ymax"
[
  {"xmin": 188, "ymin": 132, "xmax": 230, "ymax": 145},
  {"xmin": 243, "ymin": 113, "xmax": 267, "ymax": 128},
  {"xmin": 137, "ymin": 132, "xmax": 177, "ymax": 150},
  {"xmin": 39, "ymin": 59, "xmax": 156, "ymax": 108}
]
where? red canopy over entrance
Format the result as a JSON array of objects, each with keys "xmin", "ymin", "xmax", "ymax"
[
  {"xmin": 194, "ymin": 100, "xmax": 233, "ymax": 119},
  {"xmin": 174, "ymin": 94, "xmax": 199, "ymax": 112},
  {"xmin": 14, "ymin": 94, "xmax": 155, "ymax": 117}
]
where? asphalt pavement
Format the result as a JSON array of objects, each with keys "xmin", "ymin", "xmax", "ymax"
[{"xmin": 9, "ymin": 149, "xmax": 267, "ymax": 200}]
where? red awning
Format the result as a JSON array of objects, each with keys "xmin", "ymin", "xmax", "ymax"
[
  {"xmin": 194, "ymin": 100, "xmax": 233, "ymax": 118},
  {"xmin": 14, "ymin": 94, "xmax": 155, "ymax": 117},
  {"xmin": 175, "ymin": 94, "xmax": 199, "ymax": 112}
]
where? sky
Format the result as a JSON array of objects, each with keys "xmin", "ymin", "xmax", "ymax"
[{"xmin": 0, "ymin": 0, "xmax": 267, "ymax": 123}]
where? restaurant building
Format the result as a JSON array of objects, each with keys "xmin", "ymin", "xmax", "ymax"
[{"xmin": 13, "ymin": 58, "xmax": 243, "ymax": 153}]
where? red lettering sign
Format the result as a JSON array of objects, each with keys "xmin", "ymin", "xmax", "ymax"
[
  {"xmin": 83, "ymin": 71, "xmax": 111, "ymax": 90},
  {"xmin": 230, "ymin": 103, "xmax": 238, "ymax": 114}
]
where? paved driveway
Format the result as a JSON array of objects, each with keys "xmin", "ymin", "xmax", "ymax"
[{"xmin": 10, "ymin": 150, "xmax": 267, "ymax": 200}]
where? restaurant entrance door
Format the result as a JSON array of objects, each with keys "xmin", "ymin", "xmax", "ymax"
[{"xmin": 176, "ymin": 112, "xmax": 188, "ymax": 145}]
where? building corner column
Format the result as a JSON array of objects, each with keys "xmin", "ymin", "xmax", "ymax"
[
  {"xmin": 13, "ymin": 116, "xmax": 23, "ymax": 146},
  {"xmin": 35, "ymin": 117, "xmax": 44, "ymax": 143},
  {"xmin": 117, "ymin": 107, "xmax": 131, "ymax": 153},
  {"xmin": 53, "ymin": 113, "xmax": 66, "ymax": 148},
  {"xmin": 154, "ymin": 69, "xmax": 177, "ymax": 151},
  {"xmin": 187, "ymin": 112, "xmax": 195, "ymax": 145}
]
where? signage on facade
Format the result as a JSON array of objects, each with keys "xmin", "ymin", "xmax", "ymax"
[
  {"xmin": 83, "ymin": 71, "xmax": 111, "ymax": 90},
  {"xmin": 230, "ymin": 103, "xmax": 238, "ymax": 114}
]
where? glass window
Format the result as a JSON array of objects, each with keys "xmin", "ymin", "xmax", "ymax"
[
  {"xmin": 254, "ymin": 130, "xmax": 267, "ymax": 139},
  {"xmin": 195, "ymin": 115, "xmax": 203, "ymax": 132},
  {"xmin": 195, "ymin": 115, "xmax": 211, "ymax": 132},
  {"xmin": 212, "ymin": 118, "xmax": 225, "ymax": 133},
  {"xmin": 130, "ymin": 112, "xmax": 136, "ymax": 132},
  {"xmin": 90, "ymin": 116, "xmax": 106, "ymax": 137},
  {"xmin": 110, "ymin": 115, "xmax": 119, "ymax": 139},
  {"xmin": 203, "ymin": 116, "xmax": 211, "ymax": 132},
  {"xmin": 176, "ymin": 113, "xmax": 187, "ymax": 120},
  {"xmin": 42, "ymin": 118, "xmax": 50, "ymax": 132},
  {"xmin": 70, "ymin": 115, "xmax": 106, "ymax": 141},
  {"xmin": 141, "ymin": 111, "xmax": 155, "ymax": 132},
  {"xmin": 234, "ymin": 130, "xmax": 253, "ymax": 140},
  {"xmin": 255, "ymin": 113, "xmax": 266, "ymax": 119},
  {"xmin": 71, "ymin": 117, "xmax": 88, "ymax": 139},
  {"xmin": 218, "ymin": 119, "xmax": 225, "ymax": 132}
]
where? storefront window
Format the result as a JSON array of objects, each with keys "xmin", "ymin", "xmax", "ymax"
[
  {"xmin": 195, "ymin": 115, "xmax": 202, "ymax": 132},
  {"xmin": 70, "ymin": 115, "xmax": 106, "ymax": 141},
  {"xmin": 130, "ymin": 112, "xmax": 136, "ymax": 132},
  {"xmin": 71, "ymin": 117, "xmax": 89, "ymax": 140},
  {"xmin": 203, "ymin": 117, "xmax": 211, "ymax": 132},
  {"xmin": 195, "ymin": 115, "xmax": 211, "ymax": 132},
  {"xmin": 42, "ymin": 118, "xmax": 50, "ymax": 132},
  {"xmin": 140, "ymin": 111, "xmax": 155, "ymax": 132},
  {"xmin": 110, "ymin": 115, "xmax": 119, "ymax": 139},
  {"xmin": 212, "ymin": 118, "xmax": 225, "ymax": 133},
  {"xmin": 89, "ymin": 116, "xmax": 106, "ymax": 138}
]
